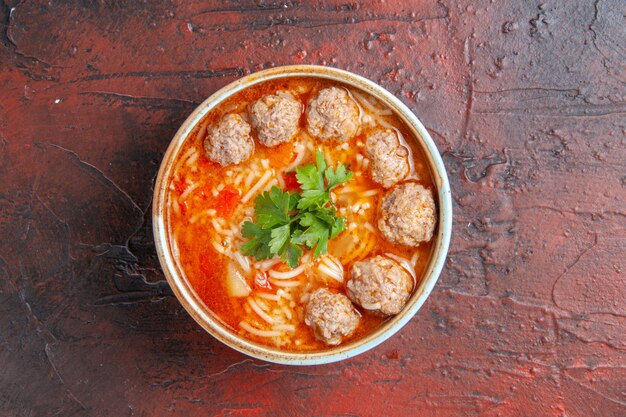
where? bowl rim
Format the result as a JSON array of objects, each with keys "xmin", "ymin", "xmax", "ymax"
[{"xmin": 152, "ymin": 65, "xmax": 452, "ymax": 365}]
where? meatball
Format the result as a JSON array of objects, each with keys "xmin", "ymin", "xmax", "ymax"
[
  {"xmin": 204, "ymin": 114, "xmax": 254, "ymax": 166},
  {"xmin": 347, "ymin": 255, "xmax": 413, "ymax": 315},
  {"xmin": 249, "ymin": 91, "xmax": 302, "ymax": 147},
  {"xmin": 306, "ymin": 87, "xmax": 360, "ymax": 141},
  {"xmin": 304, "ymin": 288, "xmax": 360, "ymax": 345},
  {"xmin": 365, "ymin": 129, "xmax": 410, "ymax": 188},
  {"xmin": 378, "ymin": 182, "xmax": 436, "ymax": 246}
]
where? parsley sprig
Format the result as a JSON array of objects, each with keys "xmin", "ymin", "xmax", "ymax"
[{"xmin": 241, "ymin": 150, "xmax": 352, "ymax": 268}]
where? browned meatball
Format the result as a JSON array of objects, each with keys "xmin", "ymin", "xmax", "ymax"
[
  {"xmin": 306, "ymin": 87, "xmax": 360, "ymax": 141},
  {"xmin": 304, "ymin": 288, "xmax": 360, "ymax": 345},
  {"xmin": 365, "ymin": 129, "xmax": 410, "ymax": 188},
  {"xmin": 347, "ymin": 255, "xmax": 413, "ymax": 315},
  {"xmin": 378, "ymin": 182, "xmax": 436, "ymax": 246},
  {"xmin": 204, "ymin": 114, "xmax": 254, "ymax": 166},
  {"xmin": 249, "ymin": 91, "xmax": 302, "ymax": 147}
]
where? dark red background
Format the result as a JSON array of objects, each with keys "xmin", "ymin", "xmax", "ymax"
[{"xmin": 1, "ymin": 1, "xmax": 624, "ymax": 416}]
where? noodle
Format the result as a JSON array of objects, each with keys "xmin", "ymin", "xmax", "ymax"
[
  {"xmin": 351, "ymin": 90, "xmax": 393, "ymax": 116},
  {"xmin": 257, "ymin": 292, "xmax": 281, "ymax": 301},
  {"xmin": 185, "ymin": 150, "xmax": 199, "ymax": 167},
  {"xmin": 179, "ymin": 183, "xmax": 199, "ymax": 200},
  {"xmin": 361, "ymin": 189, "xmax": 379, "ymax": 197},
  {"xmin": 385, "ymin": 252, "xmax": 417, "ymax": 286},
  {"xmin": 239, "ymin": 321, "xmax": 283, "ymax": 337},
  {"xmin": 242, "ymin": 170, "xmax": 273, "ymax": 203},
  {"xmin": 318, "ymin": 263, "xmax": 343, "ymax": 282},
  {"xmin": 211, "ymin": 218, "xmax": 223, "ymax": 233},
  {"xmin": 376, "ymin": 117, "xmax": 397, "ymax": 131},
  {"xmin": 248, "ymin": 298, "xmax": 278, "ymax": 324},
  {"xmin": 258, "ymin": 257, "xmax": 282, "ymax": 271},
  {"xmin": 211, "ymin": 241, "xmax": 226, "ymax": 254},
  {"xmin": 276, "ymin": 289, "xmax": 293, "ymax": 300},
  {"xmin": 410, "ymin": 252, "xmax": 420, "ymax": 267},
  {"xmin": 195, "ymin": 123, "xmax": 207, "ymax": 141},
  {"xmin": 269, "ymin": 278, "xmax": 301, "ymax": 287},
  {"xmin": 233, "ymin": 252, "xmax": 251, "ymax": 273},
  {"xmin": 284, "ymin": 143, "xmax": 306, "ymax": 172},
  {"xmin": 273, "ymin": 324, "xmax": 296, "ymax": 332},
  {"xmin": 268, "ymin": 264, "xmax": 306, "ymax": 279}
]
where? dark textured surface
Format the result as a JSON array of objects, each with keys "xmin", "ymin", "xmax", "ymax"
[{"xmin": 1, "ymin": 1, "xmax": 625, "ymax": 416}]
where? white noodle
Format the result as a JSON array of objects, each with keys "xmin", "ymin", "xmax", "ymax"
[
  {"xmin": 268, "ymin": 264, "xmax": 305, "ymax": 279},
  {"xmin": 273, "ymin": 324, "xmax": 296, "ymax": 332},
  {"xmin": 385, "ymin": 252, "xmax": 417, "ymax": 286},
  {"xmin": 211, "ymin": 241, "xmax": 225, "ymax": 254},
  {"xmin": 299, "ymin": 292, "xmax": 311, "ymax": 304},
  {"xmin": 242, "ymin": 170, "xmax": 272, "ymax": 203},
  {"xmin": 180, "ymin": 146, "xmax": 195, "ymax": 163},
  {"xmin": 233, "ymin": 252, "xmax": 251, "ymax": 273},
  {"xmin": 239, "ymin": 321, "xmax": 283, "ymax": 337},
  {"xmin": 179, "ymin": 183, "xmax": 199, "ymax": 200},
  {"xmin": 189, "ymin": 211, "xmax": 203, "ymax": 224},
  {"xmin": 276, "ymin": 289, "xmax": 293, "ymax": 300},
  {"xmin": 211, "ymin": 218, "xmax": 223, "ymax": 233},
  {"xmin": 318, "ymin": 263, "xmax": 343, "ymax": 283},
  {"xmin": 172, "ymin": 199, "xmax": 180, "ymax": 215},
  {"xmin": 258, "ymin": 257, "xmax": 282, "ymax": 271},
  {"xmin": 257, "ymin": 292, "xmax": 281, "ymax": 301},
  {"xmin": 351, "ymin": 90, "xmax": 393, "ymax": 115},
  {"xmin": 361, "ymin": 302, "xmax": 382, "ymax": 310},
  {"xmin": 365, "ymin": 222, "xmax": 376, "ymax": 233},
  {"xmin": 196, "ymin": 123, "xmax": 207, "ymax": 141},
  {"xmin": 255, "ymin": 297, "xmax": 270, "ymax": 312},
  {"xmin": 185, "ymin": 151, "xmax": 199, "ymax": 167},
  {"xmin": 241, "ymin": 171, "xmax": 255, "ymax": 188},
  {"xmin": 281, "ymin": 306, "xmax": 293, "ymax": 320},
  {"xmin": 261, "ymin": 178, "xmax": 278, "ymax": 193},
  {"xmin": 336, "ymin": 185, "xmax": 354, "ymax": 194},
  {"xmin": 269, "ymin": 278, "xmax": 301, "ymax": 287},
  {"xmin": 284, "ymin": 143, "xmax": 306, "ymax": 172},
  {"xmin": 411, "ymin": 251, "xmax": 420, "ymax": 267},
  {"xmin": 376, "ymin": 117, "xmax": 397, "ymax": 130},
  {"xmin": 234, "ymin": 171, "xmax": 246, "ymax": 187},
  {"xmin": 277, "ymin": 173, "xmax": 285, "ymax": 189},
  {"xmin": 361, "ymin": 189, "xmax": 378, "ymax": 197},
  {"xmin": 248, "ymin": 298, "xmax": 278, "ymax": 324}
]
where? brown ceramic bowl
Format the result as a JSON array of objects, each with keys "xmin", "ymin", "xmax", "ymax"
[{"xmin": 153, "ymin": 65, "xmax": 452, "ymax": 365}]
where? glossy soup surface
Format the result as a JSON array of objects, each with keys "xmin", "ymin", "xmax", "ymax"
[{"xmin": 166, "ymin": 77, "xmax": 436, "ymax": 351}]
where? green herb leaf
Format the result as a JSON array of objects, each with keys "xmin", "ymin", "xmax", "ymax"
[
  {"xmin": 295, "ymin": 161, "xmax": 323, "ymax": 192},
  {"xmin": 325, "ymin": 163, "xmax": 353, "ymax": 190},
  {"xmin": 254, "ymin": 186, "xmax": 294, "ymax": 228},
  {"xmin": 297, "ymin": 189, "xmax": 328, "ymax": 210},
  {"xmin": 283, "ymin": 243, "xmax": 303, "ymax": 268},
  {"xmin": 268, "ymin": 223, "xmax": 291, "ymax": 254},
  {"xmin": 239, "ymin": 151, "xmax": 353, "ymax": 268},
  {"xmin": 241, "ymin": 221, "xmax": 273, "ymax": 260}
]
